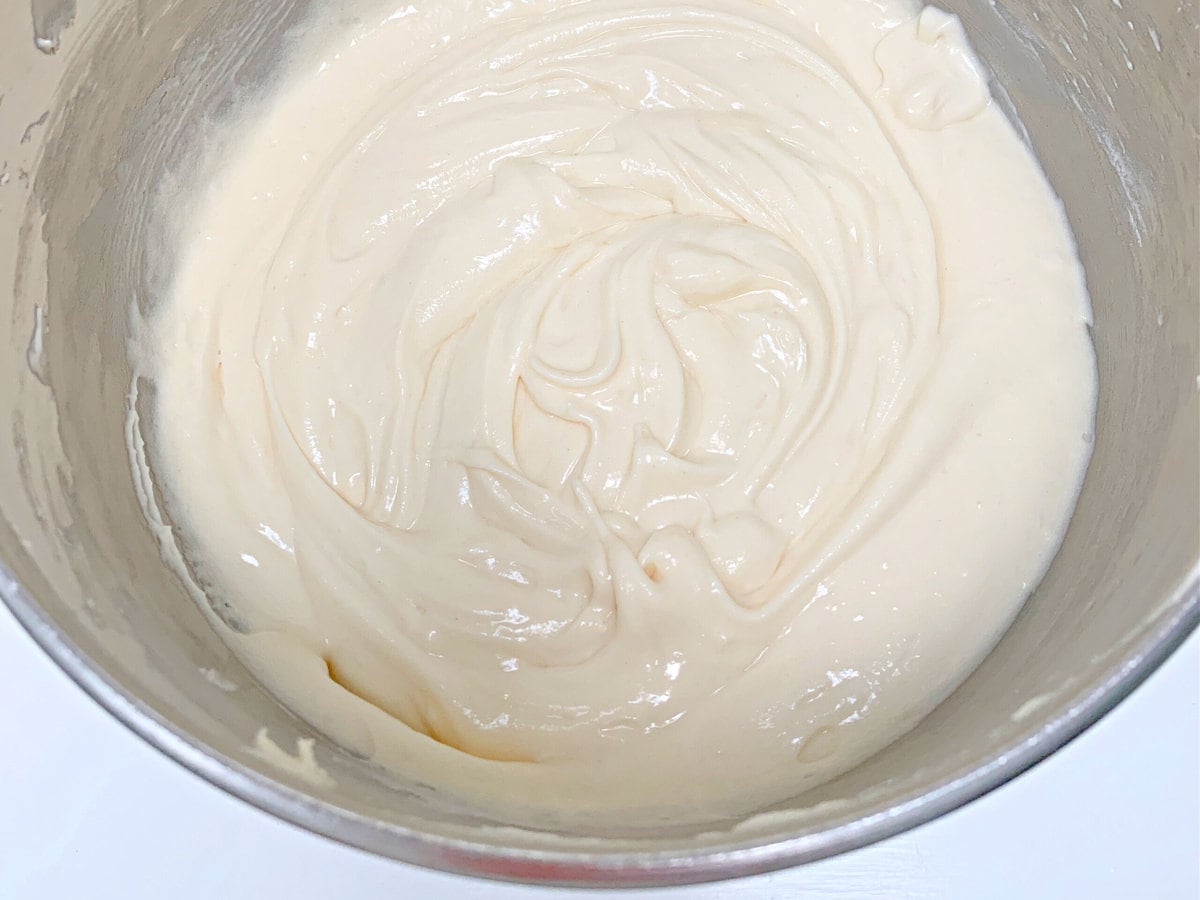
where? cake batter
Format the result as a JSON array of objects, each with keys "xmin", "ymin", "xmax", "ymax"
[{"xmin": 139, "ymin": 0, "xmax": 1097, "ymax": 825}]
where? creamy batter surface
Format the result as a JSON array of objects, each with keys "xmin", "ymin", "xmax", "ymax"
[{"xmin": 141, "ymin": 0, "xmax": 1096, "ymax": 824}]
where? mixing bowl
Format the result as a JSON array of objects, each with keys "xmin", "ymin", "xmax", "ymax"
[{"xmin": 1, "ymin": 0, "xmax": 1196, "ymax": 886}]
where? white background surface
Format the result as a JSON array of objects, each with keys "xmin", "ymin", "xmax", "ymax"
[{"xmin": 1, "ymin": 605, "xmax": 1196, "ymax": 900}]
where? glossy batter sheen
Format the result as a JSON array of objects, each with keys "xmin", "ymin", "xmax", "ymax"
[{"xmin": 142, "ymin": 0, "xmax": 1096, "ymax": 825}]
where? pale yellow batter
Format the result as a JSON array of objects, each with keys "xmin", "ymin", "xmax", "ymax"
[{"xmin": 140, "ymin": 0, "xmax": 1096, "ymax": 825}]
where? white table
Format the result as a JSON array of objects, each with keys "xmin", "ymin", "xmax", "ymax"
[{"xmin": 1, "ymin": 606, "xmax": 1195, "ymax": 899}]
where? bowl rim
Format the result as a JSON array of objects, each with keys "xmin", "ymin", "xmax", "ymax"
[{"xmin": 1, "ymin": 559, "xmax": 1197, "ymax": 887}]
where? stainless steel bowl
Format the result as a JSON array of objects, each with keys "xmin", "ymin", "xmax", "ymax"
[{"xmin": 1, "ymin": 0, "xmax": 1196, "ymax": 887}]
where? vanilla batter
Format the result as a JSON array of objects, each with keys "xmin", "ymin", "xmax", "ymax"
[{"xmin": 140, "ymin": 0, "xmax": 1096, "ymax": 825}]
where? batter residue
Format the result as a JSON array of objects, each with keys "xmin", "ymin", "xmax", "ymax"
[{"xmin": 142, "ymin": 0, "xmax": 1096, "ymax": 824}]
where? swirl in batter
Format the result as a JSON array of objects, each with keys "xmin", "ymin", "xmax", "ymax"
[{"xmin": 143, "ymin": 0, "xmax": 1096, "ymax": 824}]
